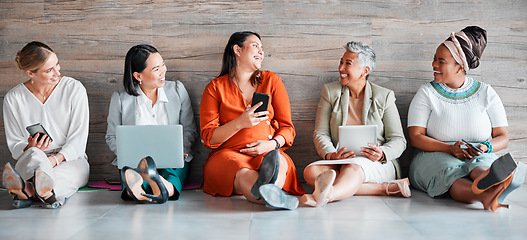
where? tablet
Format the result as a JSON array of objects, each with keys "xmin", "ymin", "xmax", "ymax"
[
  {"xmin": 338, "ymin": 125, "xmax": 377, "ymax": 156},
  {"xmin": 116, "ymin": 125, "xmax": 184, "ymax": 169}
]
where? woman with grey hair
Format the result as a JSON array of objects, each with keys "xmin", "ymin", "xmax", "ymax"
[{"xmin": 301, "ymin": 41, "xmax": 409, "ymax": 207}]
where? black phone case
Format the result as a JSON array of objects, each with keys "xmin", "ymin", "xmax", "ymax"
[
  {"xmin": 251, "ymin": 92, "xmax": 270, "ymax": 117},
  {"xmin": 461, "ymin": 139, "xmax": 482, "ymax": 153},
  {"xmin": 26, "ymin": 123, "xmax": 53, "ymax": 142}
]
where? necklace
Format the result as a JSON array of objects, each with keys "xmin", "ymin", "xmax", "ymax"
[
  {"xmin": 28, "ymin": 81, "xmax": 55, "ymax": 101},
  {"xmin": 233, "ymin": 75, "xmax": 244, "ymax": 93}
]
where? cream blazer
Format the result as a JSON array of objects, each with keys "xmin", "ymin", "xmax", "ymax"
[{"xmin": 313, "ymin": 81, "xmax": 407, "ymax": 176}]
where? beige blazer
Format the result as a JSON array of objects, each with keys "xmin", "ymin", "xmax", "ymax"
[{"xmin": 313, "ymin": 81, "xmax": 407, "ymax": 176}]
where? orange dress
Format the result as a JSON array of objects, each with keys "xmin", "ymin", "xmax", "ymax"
[{"xmin": 200, "ymin": 71, "xmax": 305, "ymax": 197}]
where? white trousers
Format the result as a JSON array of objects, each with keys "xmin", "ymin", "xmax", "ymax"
[{"xmin": 14, "ymin": 147, "xmax": 89, "ymax": 204}]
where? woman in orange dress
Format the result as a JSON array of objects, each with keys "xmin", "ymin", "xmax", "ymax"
[{"xmin": 200, "ymin": 31, "xmax": 304, "ymax": 210}]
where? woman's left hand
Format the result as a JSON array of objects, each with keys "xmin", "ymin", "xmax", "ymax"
[
  {"xmin": 361, "ymin": 143, "xmax": 384, "ymax": 162},
  {"xmin": 240, "ymin": 140, "xmax": 275, "ymax": 156}
]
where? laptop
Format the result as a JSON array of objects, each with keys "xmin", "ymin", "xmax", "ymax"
[
  {"xmin": 116, "ymin": 125, "xmax": 184, "ymax": 169},
  {"xmin": 338, "ymin": 125, "xmax": 377, "ymax": 157}
]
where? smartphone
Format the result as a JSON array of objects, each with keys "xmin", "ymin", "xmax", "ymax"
[
  {"xmin": 251, "ymin": 92, "xmax": 270, "ymax": 117},
  {"xmin": 26, "ymin": 123, "xmax": 53, "ymax": 142},
  {"xmin": 461, "ymin": 139, "xmax": 483, "ymax": 153},
  {"xmin": 105, "ymin": 178, "xmax": 121, "ymax": 185}
]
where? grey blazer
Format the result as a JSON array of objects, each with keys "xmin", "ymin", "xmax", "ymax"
[
  {"xmin": 105, "ymin": 81, "xmax": 198, "ymax": 164},
  {"xmin": 313, "ymin": 81, "xmax": 407, "ymax": 176}
]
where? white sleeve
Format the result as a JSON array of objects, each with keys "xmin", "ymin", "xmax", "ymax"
[
  {"xmin": 58, "ymin": 82, "xmax": 89, "ymax": 161},
  {"xmin": 407, "ymin": 85, "xmax": 431, "ymax": 128},
  {"xmin": 485, "ymin": 86, "xmax": 508, "ymax": 127},
  {"xmin": 3, "ymin": 93, "xmax": 28, "ymax": 160},
  {"xmin": 105, "ymin": 91, "xmax": 122, "ymax": 155}
]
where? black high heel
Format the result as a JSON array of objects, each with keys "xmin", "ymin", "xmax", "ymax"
[
  {"xmin": 2, "ymin": 163, "xmax": 32, "ymax": 208},
  {"xmin": 34, "ymin": 170, "xmax": 60, "ymax": 209},
  {"xmin": 121, "ymin": 166, "xmax": 152, "ymax": 203},
  {"xmin": 136, "ymin": 156, "xmax": 168, "ymax": 204}
]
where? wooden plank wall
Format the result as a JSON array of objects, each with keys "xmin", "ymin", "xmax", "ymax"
[{"xmin": 1, "ymin": 0, "xmax": 526, "ymax": 183}]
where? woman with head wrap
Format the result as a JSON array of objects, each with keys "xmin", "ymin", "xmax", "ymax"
[{"xmin": 408, "ymin": 26, "xmax": 525, "ymax": 211}]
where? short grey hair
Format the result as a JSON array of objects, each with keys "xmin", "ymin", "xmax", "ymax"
[{"xmin": 344, "ymin": 41, "xmax": 376, "ymax": 74}]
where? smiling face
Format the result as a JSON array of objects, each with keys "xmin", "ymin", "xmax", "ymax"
[
  {"xmin": 235, "ymin": 34, "xmax": 264, "ymax": 71},
  {"xmin": 432, "ymin": 44, "xmax": 464, "ymax": 86},
  {"xmin": 338, "ymin": 51, "xmax": 368, "ymax": 87},
  {"xmin": 134, "ymin": 52, "xmax": 167, "ymax": 91},
  {"xmin": 26, "ymin": 52, "xmax": 61, "ymax": 86}
]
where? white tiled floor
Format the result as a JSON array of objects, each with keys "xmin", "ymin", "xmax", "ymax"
[{"xmin": 1, "ymin": 184, "xmax": 526, "ymax": 240}]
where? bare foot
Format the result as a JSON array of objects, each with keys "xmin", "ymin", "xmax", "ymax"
[
  {"xmin": 160, "ymin": 176, "xmax": 175, "ymax": 197},
  {"xmin": 385, "ymin": 182, "xmax": 402, "ymax": 197}
]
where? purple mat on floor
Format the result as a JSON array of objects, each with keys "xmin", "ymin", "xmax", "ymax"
[{"xmin": 87, "ymin": 180, "xmax": 203, "ymax": 191}]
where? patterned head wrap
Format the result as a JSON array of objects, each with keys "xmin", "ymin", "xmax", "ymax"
[{"xmin": 442, "ymin": 26, "xmax": 487, "ymax": 71}]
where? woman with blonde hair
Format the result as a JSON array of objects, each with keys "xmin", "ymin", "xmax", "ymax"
[{"xmin": 2, "ymin": 41, "xmax": 90, "ymax": 208}]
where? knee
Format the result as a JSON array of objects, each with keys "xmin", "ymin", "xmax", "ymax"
[
  {"xmin": 303, "ymin": 166, "xmax": 318, "ymax": 185},
  {"xmin": 341, "ymin": 164, "xmax": 361, "ymax": 171}
]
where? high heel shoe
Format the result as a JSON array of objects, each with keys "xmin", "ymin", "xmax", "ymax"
[
  {"xmin": 313, "ymin": 169, "xmax": 336, "ymax": 207},
  {"xmin": 386, "ymin": 178, "xmax": 411, "ymax": 198},
  {"xmin": 472, "ymin": 153, "xmax": 517, "ymax": 194},
  {"xmin": 2, "ymin": 163, "xmax": 32, "ymax": 208},
  {"xmin": 136, "ymin": 156, "xmax": 169, "ymax": 204},
  {"xmin": 259, "ymin": 184, "xmax": 299, "ymax": 210},
  {"xmin": 488, "ymin": 172, "xmax": 514, "ymax": 211},
  {"xmin": 34, "ymin": 170, "xmax": 60, "ymax": 209},
  {"xmin": 251, "ymin": 149, "xmax": 280, "ymax": 200},
  {"xmin": 121, "ymin": 166, "xmax": 152, "ymax": 203},
  {"xmin": 497, "ymin": 162, "xmax": 526, "ymax": 205}
]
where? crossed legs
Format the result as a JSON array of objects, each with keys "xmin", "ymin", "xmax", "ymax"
[{"xmin": 233, "ymin": 153, "xmax": 288, "ymax": 203}]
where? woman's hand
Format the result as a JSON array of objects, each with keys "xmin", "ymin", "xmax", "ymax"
[
  {"xmin": 361, "ymin": 143, "xmax": 384, "ymax": 162},
  {"xmin": 449, "ymin": 141, "xmax": 472, "ymax": 159},
  {"xmin": 462, "ymin": 142, "xmax": 483, "ymax": 158},
  {"xmin": 47, "ymin": 153, "xmax": 65, "ymax": 168},
  {"xmin": 235, "ymin": 102, "xmax": 269, "ymax": 129},
  {"xmin": 24, "ymin": 133, "xmax": 51, "ymax": 151},
  {"xmin": 326, "ymin": 147, "xmax": 355, "ymax": 160},
  {"xmin": 240, "ymin": 140, "xmax": 275, "ymax": 156}
]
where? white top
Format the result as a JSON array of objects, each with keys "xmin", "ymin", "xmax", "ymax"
[
  {"xmin": 408, "ymin": 77, "xmax": 508, "ymax": 142},
  {"xmin": 3, "ymin": 76, "xmax": 89, "ymax": 161},
  {"xmin": 135, "ymin": 87, "xmax": 169, "ymax": 125}
]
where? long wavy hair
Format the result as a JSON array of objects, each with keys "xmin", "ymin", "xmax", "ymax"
[{"xmin": 219, "ymin": 31, "xmax": 262, "ymax": 87}]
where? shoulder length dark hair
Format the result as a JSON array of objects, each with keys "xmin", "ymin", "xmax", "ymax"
[
  {"xmin": 219, "ymin": 31, "xmax": 262, "ymax": 87},
  {"xmin": 123, "ymin": 44, "xmax": 159, "ymax": 96}
]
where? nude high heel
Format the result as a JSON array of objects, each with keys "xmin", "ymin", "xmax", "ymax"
[
  {"xmin": 34, "ymin": 170, "xmax": 60, "ymax": 208},
  {"xmin": 386, "ymin": 178, "xmax": 411, "ymax": 198},
  {"xmin": 2, "ymin": 163, "xmax": 32, "ymax": 208}
]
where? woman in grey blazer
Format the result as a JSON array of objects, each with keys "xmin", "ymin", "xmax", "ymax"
[
  {"xmin": 105, "ymin": 44, "xmax": 197, "ymax": 203},
  {"xmin": 302, "ymin": 42, "xmax": 409, "ymax": 207}
]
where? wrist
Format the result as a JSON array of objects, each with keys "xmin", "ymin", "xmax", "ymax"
[
  {"xmin": 271, "ymin": 138, "xmax": 280, "ymax": 150},
  {"xmin": 52, "ymin": 155, "xmax": 60, "ymax": 166},
  {"xmin": 480, "ymin": 141, "xmax": 492, "ymax": 153}
]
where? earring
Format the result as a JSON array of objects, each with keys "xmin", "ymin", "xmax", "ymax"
[{"xmin": 139, "ymin": 81, "xmax": 142, "ymax": 85}]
